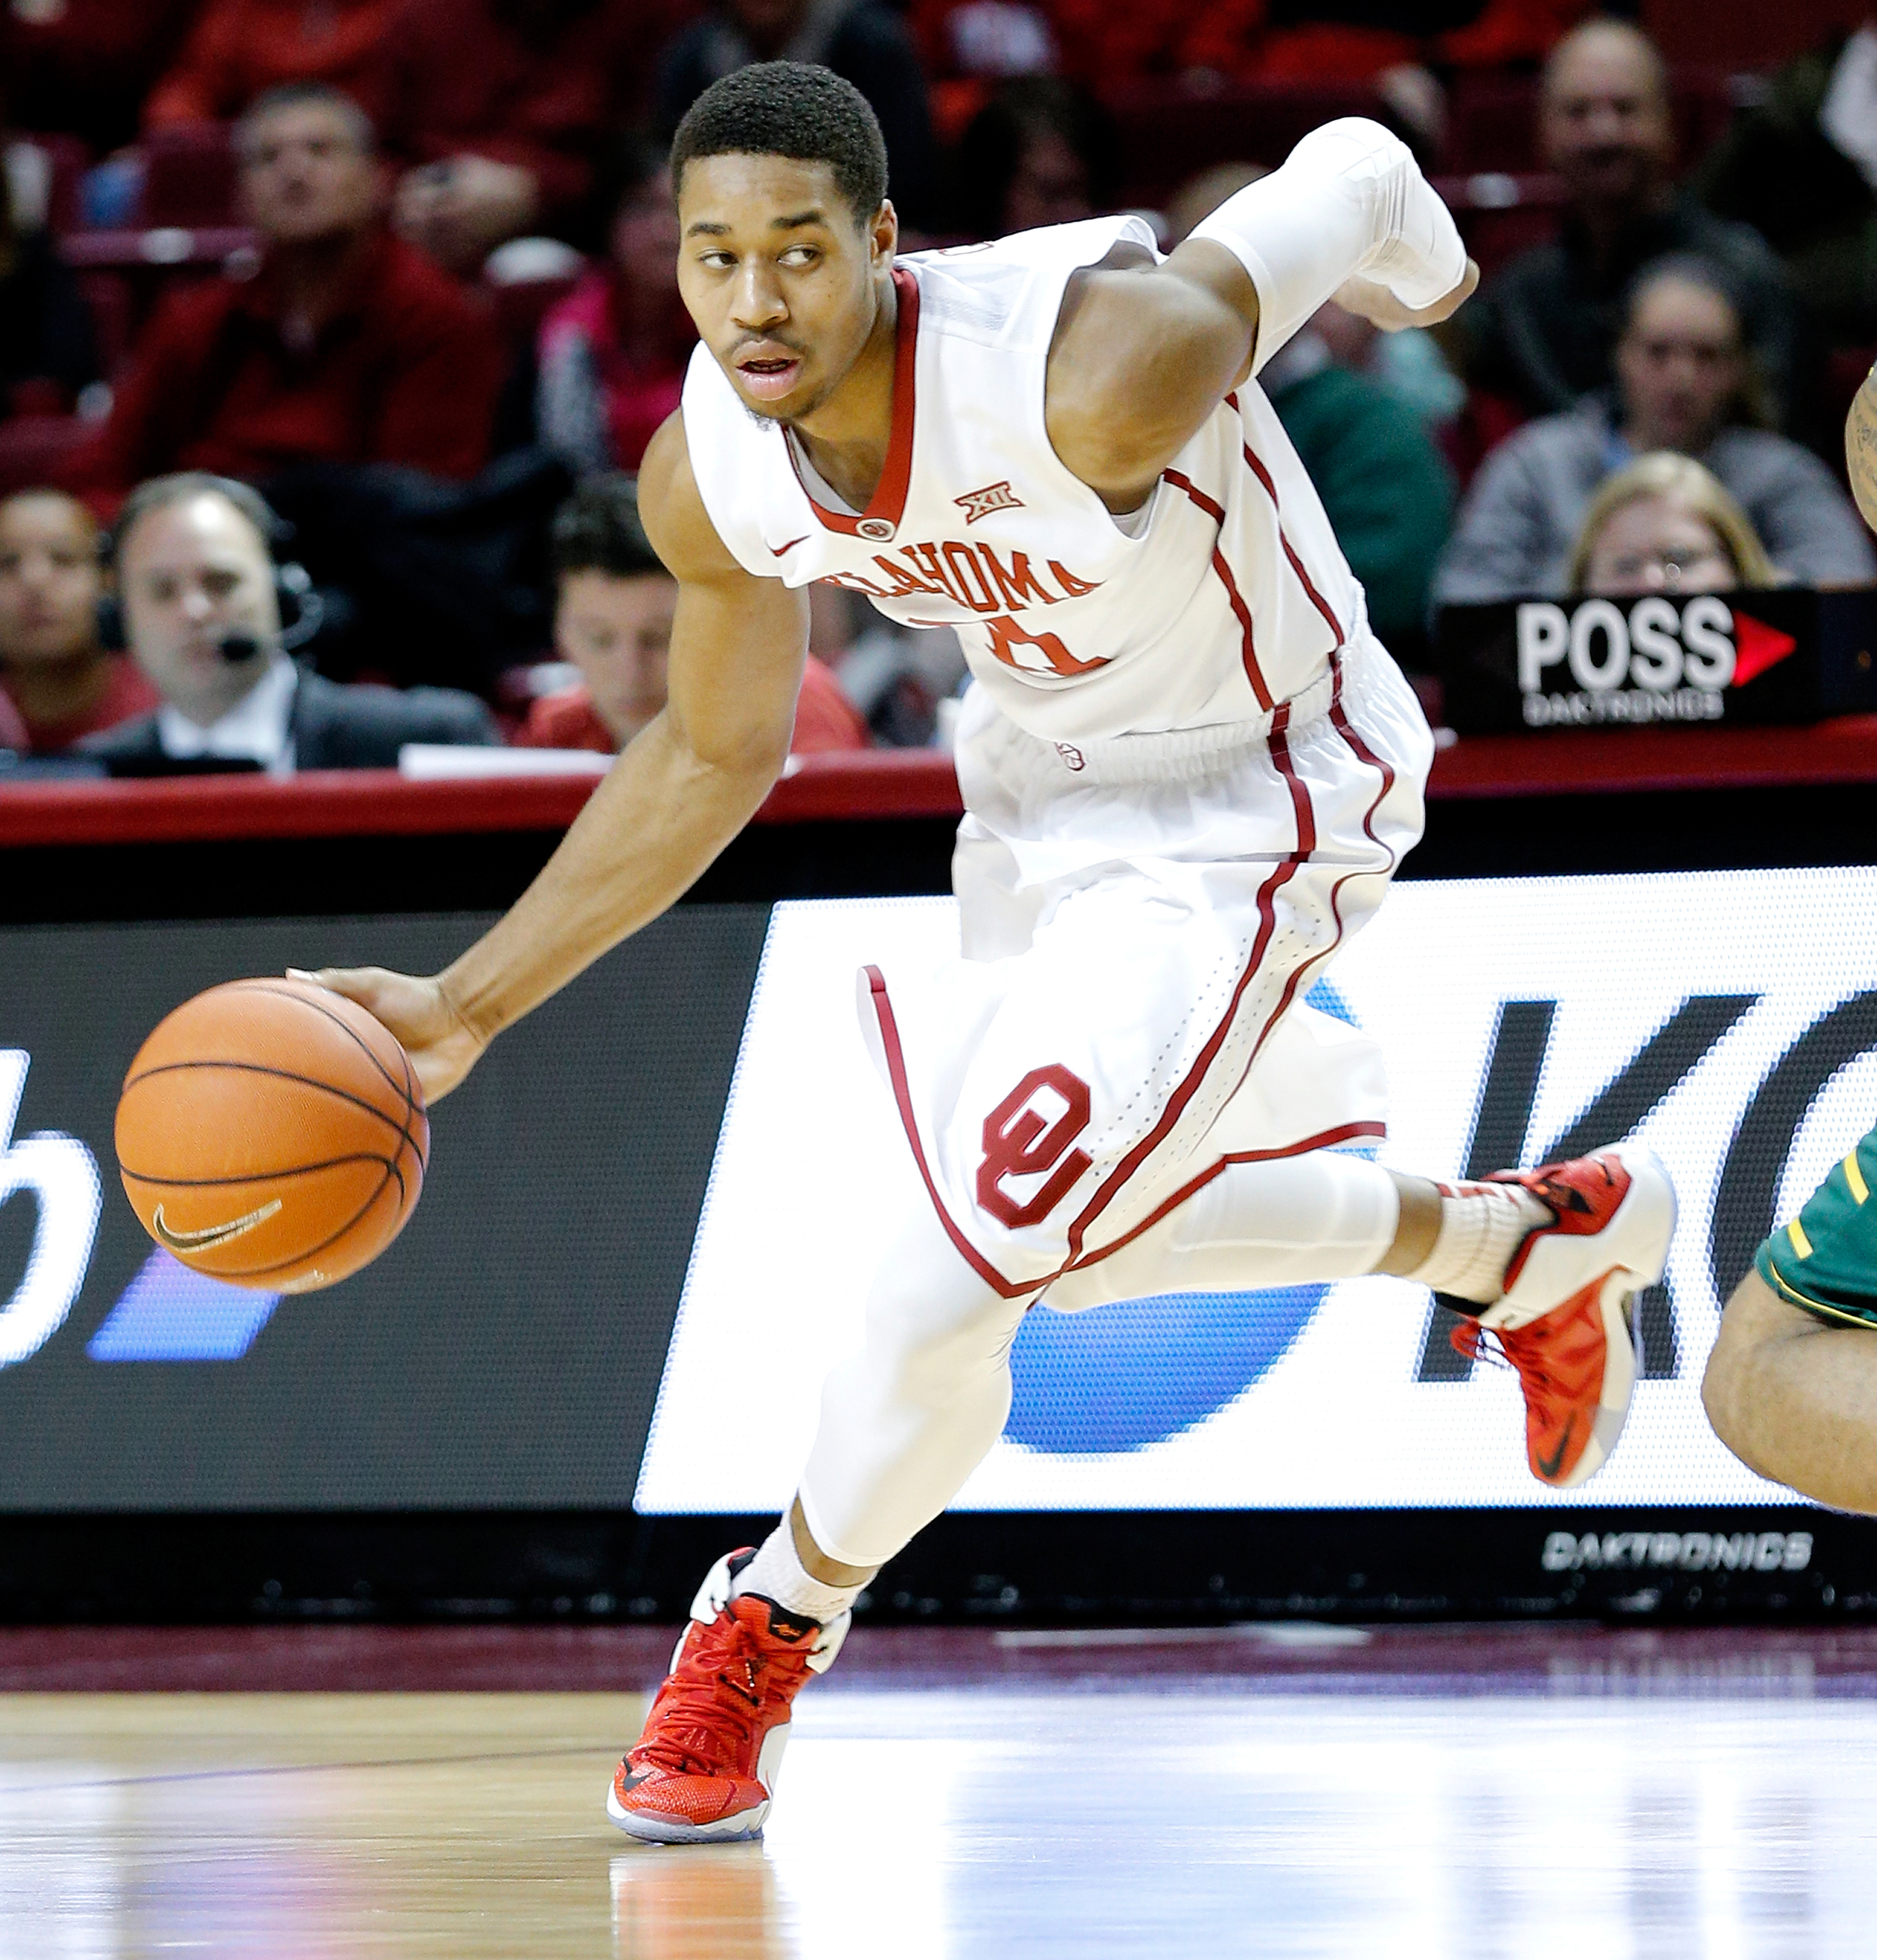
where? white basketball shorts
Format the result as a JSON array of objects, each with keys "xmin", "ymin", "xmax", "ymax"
[{"xmin": 856, "ymin": 629, "xmax": 1435, "ymax": 1302}]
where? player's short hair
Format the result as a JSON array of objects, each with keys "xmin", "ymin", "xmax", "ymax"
[
  {"xmin": 234, "ymin": 80, "xmax": 376, "ymax": 159},
  {"xmin": 552, "ymin": 475, "xmax": 665, "ymax": 581},
  {"xmin": 112, "ymin": 473, "xmax": 286, "ymax": 564},
  {"xmin": 670, "ymin": 62, "xmax": 888, "ymax": 223}
]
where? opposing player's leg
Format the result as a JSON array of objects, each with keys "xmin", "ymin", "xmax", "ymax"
[
  {"xmin": 1703, "ymin": 1273, "xmax": 1877, "ymax": 1513},
  {"xmin": 1702, "ymin": 1130, "xmax": 1877, "ymax": 1513}
]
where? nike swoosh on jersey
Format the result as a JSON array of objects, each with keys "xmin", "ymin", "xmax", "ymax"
[{"xmin": 152, "ymin": 1198, "xmax": 282, "ymax": 1252}]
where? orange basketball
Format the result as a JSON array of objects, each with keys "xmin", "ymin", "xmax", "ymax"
[{"xmin": 116, "ymin": 977, "xmax": 429, "ymax": 1293}]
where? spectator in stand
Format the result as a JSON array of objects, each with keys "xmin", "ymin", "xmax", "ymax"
[
  {"xmin": 144, "ymin": 0, "xmax": 401, "ymax": 132},
  {"xmin": 0, "ymin": 153, "xmax": 99, "ymax": 419},
  {"xmin": 537, "ymin": 139, "xmax": 693, "ymax": 474},
  {"xmin": 0, "ymin": 0, "xmax": 197, "ymax": 152},
  {"xmin": 656, "ymin": 2, "xmax": 938, "ymax": 230},
  {"xmin": 1699, "ymin": 17, "xmax": 1877, "ymax": 351},
  {"xmin": 953, "ymin": 77, "xmax": 1110, "ymax": 239},
  {"xmin": 1436, "ymin": 258, "xmax": 1874, "ymax": 605},
  {"xmin": 517, "ymin": 474, "xmax": 866, "ymax": 754},
  {"xmin": 375, "ymin": 0, "xmax": 663, "ymax": 277},
  {"xmin": 1461, "ymin": 20, "xmax": 1801, "ymax": 433},
  {"xmin": 0, "ymin": 490, "xmax": 158, "ymax": 752},
  {"xmin": 84, "ymin": 474, "xmax": 497, "ymax": 772},
  {"xmin": 62, "ymin": 84, "xmax": 504, "ymax": 510},
  {"xmin": 1569, "ymin": 452, "xmax": 1777, "ymax": 598}
]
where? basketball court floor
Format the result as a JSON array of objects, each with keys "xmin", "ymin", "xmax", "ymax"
[{"xmin": 2, "ymin": 1621, "xmax": 1873, "ymax": 1957}]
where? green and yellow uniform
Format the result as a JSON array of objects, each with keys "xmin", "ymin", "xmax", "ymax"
[{"xmin": 1757, "ymin": 1128, "xmax": 1877, "ymax": 1327}]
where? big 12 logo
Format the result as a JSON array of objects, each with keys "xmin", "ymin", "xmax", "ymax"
[{"xmin": 0, "ymin": 1052, "xmax": 101, "ymax": 1367}]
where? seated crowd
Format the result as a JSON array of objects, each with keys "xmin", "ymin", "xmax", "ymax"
[{"xmin": 5, "ymin": 2, "xmax": 1877, "ymax": 771}]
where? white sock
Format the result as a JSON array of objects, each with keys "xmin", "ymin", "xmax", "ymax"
[
  {"xmin": 1407, "ymin": 1182, "xmax": 1552, "ymax": 1303},
  {"xmin": 733, "ymin": 1520, "xmax": 864, "ymax": 1627}
]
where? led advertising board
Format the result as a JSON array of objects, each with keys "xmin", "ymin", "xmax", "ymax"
[{"xmin": 1, "ymin": 872, "xmax": 1870, "ymax": 1523}]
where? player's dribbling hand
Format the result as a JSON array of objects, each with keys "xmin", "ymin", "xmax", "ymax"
[
  {"xmin": 286, "ymin": 966, "xmax": 488, "ymax": 1103},
  {"xmin": 1333, "ymin": 255, "xmax": 1480, "ymax": 333}
]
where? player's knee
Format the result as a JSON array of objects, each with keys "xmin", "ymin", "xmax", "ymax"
[
  {"xmin": 1701, "ymin": 1272, "xmax": 1785, "ymax": 1459},
  {"xmin": 1698, "ymin": 1333, "xmax": 1746, "ymax": 1453},
  {"xmin": 862, "ymin": 1293, "xmax": 1016, "ymax": 1405},
  {"xmin": 860, "ymin": 1261, "xmax": 1023, "ymax": 1403}
]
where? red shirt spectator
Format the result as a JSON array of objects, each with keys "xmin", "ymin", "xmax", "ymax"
[
  {"xmin": 63, "ymin": 230, "xmax": 502, "ymax": 503},
  {"xmin": 373, "ymin": 0, "xmax": 675, "ymax": 273},
  {"xmin": 145, "ymin": 0, "xmax": 403, "ymax": 131},
  {"xmin": 63, "ymin": 86, "xmax": 503, "ymax": 507},
  {"xmin": 5, "ymin": 655, "xmax": 161, "ymax": 752},
  {"xmin": 517, "ymin": 655, "xmax": 867, "ymax": 754},
  {"xmin": 536, "ymin": 143, "xmax": 693, "ymax": 472},
  {"xmin": 0, "ymin": 489, "xmax": 161, "ymax": 753}
]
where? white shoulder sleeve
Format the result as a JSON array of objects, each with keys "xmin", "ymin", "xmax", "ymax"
[
  {"xmin": 1189, "ymin": 117, "xmax": 1466, "ymax": 374},
  {"xmin": 679, "ymin": 341, "xmax": 788, "ymax": 580}
]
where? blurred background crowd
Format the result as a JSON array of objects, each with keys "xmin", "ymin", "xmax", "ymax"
[{"xmin": 3, "ymin": 0, "xmax": 1875, "ymax": 771}]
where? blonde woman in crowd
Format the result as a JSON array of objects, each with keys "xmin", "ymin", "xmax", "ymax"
[{"xmin": 1568, "ymin": 450, "xmax": 1779, "ymax": 598}]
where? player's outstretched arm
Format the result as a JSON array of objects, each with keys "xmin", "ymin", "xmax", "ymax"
[
  {"xmin": 1045, "ymin": 118, "xmax": 1475, "ymax": 512},
  {"xmin": 302, "ymin": 411, "xmax": 809, "ymax": 1100}
]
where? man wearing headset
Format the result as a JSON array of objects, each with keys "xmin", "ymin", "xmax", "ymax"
[{"xmin": 82, "ymin": 472, "xmax": 499, "ymax": 773}]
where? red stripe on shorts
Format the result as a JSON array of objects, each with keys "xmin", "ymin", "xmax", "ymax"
[
  {"xmin": 862, "ymin": 965, "xmax": 1037, "ymax": 1302},
  {"xmin": 1162, "ymin": 467, "xmax": 1273, "ymax": 710}
]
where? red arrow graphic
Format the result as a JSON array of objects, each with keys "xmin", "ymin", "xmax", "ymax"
[{"xmin": 1731, "ymin": 610, "xmax": 1800, "ymax": 686}]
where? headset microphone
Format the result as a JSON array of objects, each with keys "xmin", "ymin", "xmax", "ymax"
[{"xmin": 215, "ymin": 630, "xmax": 267, "ymax": 664}]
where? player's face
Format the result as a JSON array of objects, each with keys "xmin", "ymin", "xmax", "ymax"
[
  {"xmin": 0, "ymin": 493, "xmax": 101, "ymax": 668},
  {"xmin": 555, "ymin": 569, "xmax": 679, "ymax": 746},
  {"xmin": 676, "ymin": 154, "xmax": 894, "ymax": 423}
]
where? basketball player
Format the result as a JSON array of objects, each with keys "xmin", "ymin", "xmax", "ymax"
[
  {"xmin": 303, "ymin": 66, "xmax": 1676, "ymax": 1844},
  {"xmin": 1699, "ymin": 364, "xmax": 1877, "ymax": 1516}
]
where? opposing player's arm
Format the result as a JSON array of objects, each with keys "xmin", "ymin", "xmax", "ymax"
[
  {"xmin": 1847, "ymin": 361, "xmax": 1877, "ymax": 536},
  {"xmin": 1045, "ymin": 118, "xmax": 1476, "ymax": 511},
  {"xmin": 300, "ymin": 411, "xmax": 809, "ymax": 1098}
]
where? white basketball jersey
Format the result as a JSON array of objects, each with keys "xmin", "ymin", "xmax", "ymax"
[{"xmin": 681, "ymin": 216, "xmax": 1367, "ymax": 744}]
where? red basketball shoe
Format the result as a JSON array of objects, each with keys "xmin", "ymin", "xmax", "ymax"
[
  {"xmin": 607, "ymin": 1550, "xmax": 850, "ymax": 1845},
  {"xmin": 1451, "ymin": 1144, "xmax": 1675, "ymax": 1489}
]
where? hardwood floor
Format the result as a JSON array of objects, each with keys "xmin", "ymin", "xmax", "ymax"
[{"xmin": 0, "ymin": 1625, "xmax": 1872, "ymax": 1956}]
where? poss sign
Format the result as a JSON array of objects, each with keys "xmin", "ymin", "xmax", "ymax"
[{"xmin": 1436, "ymin": 588, "xmax": 1877, "ymax": 733}]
